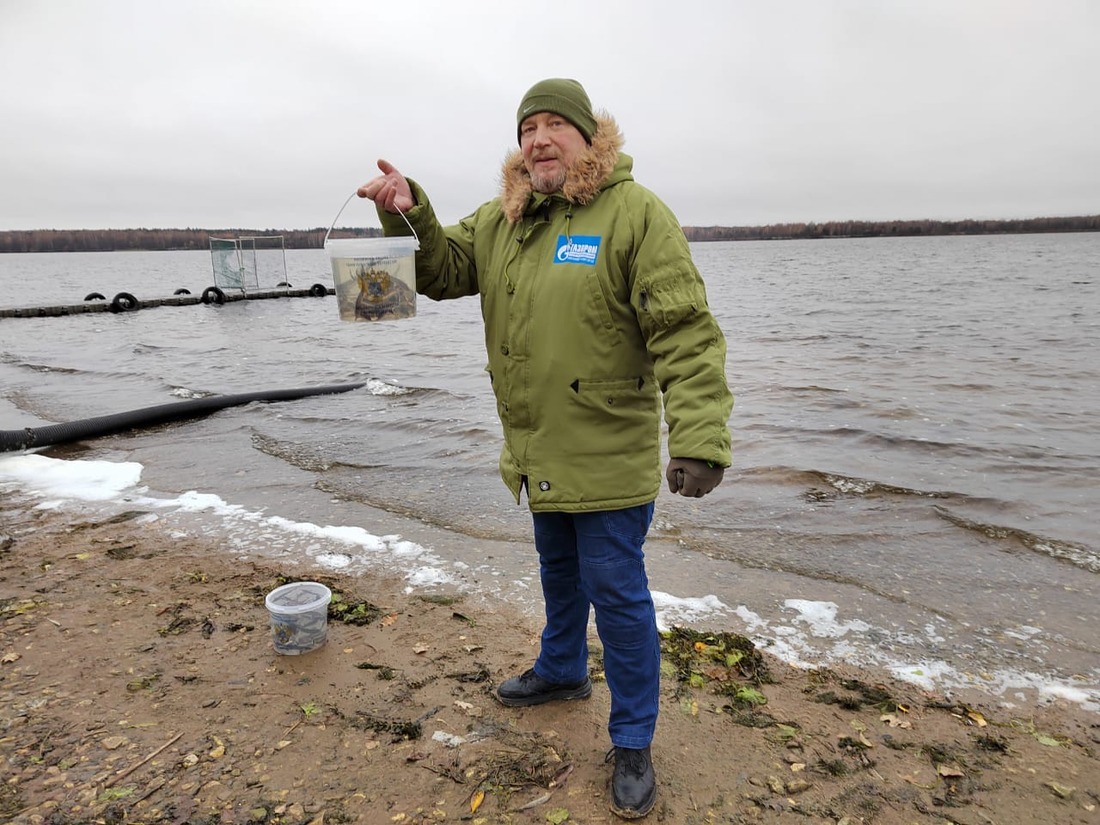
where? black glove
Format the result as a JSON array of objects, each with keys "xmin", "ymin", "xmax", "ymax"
[{"xmin": 665, "ymin": 458, "xmax": 724, "ymax": 498}]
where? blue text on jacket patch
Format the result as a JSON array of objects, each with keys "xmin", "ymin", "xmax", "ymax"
[{"xmin": 553, "ymin": 235, "xmax": 601, "ymax": 266}]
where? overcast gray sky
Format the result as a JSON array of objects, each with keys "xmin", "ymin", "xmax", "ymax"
[{"xmin": 2, "ymin": 0, "xmax": 1097, "ymax": 231}]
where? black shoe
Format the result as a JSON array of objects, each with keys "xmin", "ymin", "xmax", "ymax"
[
  {"xmin": 495, "ymin": 668, "xmax": 592, "ymax": 707},
  {"xmin": 607, "ymin": 745, "xmax": 656, "ymax": 819}
]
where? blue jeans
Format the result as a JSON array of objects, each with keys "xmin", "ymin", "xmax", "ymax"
[{"xmin": 531, "ymin": 502, "xmax": 659, "ymax": 749}]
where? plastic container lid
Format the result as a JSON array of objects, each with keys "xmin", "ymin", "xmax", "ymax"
[
  {"xmin": 264, "ymin": 581, "xmax": 332, "ymax": 614},
  {"xmin": 323, "ymin": 236, "xmax": 419, "ymax": 258}
]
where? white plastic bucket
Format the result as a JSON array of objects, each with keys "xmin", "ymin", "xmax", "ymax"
[
  {"xmin": 264, "ymin": 581, "xmax": 332, "ymax": 655},
  {"xmin": 323, "ymin": 193, "xmax": 420, "ymax": 322},
  {"xmin": 326, "ymin": 236, "xmax": 419, "ymax": 322}
]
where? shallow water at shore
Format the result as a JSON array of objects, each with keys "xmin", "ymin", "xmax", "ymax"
[{"xmin": 1, "ymin": 233, "xmax": 1098, "ymax": 709}]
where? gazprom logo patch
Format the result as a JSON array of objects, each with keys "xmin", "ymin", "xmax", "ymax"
[{"xmin": 554, "ymin": 235, "xmax": 601, "ymax": 266}]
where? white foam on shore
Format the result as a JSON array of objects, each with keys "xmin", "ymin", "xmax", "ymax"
[
  {"xmin": 783, "ymin": 598, "xmax": 873, "ymax": 638},
  {"xmin": 0, "ymin": 453, "xmax": 143, "ymax": 502},
  {"xmin": 0, "ymin": 454, "xmax": 448, "ymax": 592},
  {"xmin": 651, "ymin": 592, "xmax": 729, "ymax": 632},
  {"xmin": 733, "ymin": 600, "xmax": 1100, "ymax": 713},
  {"xmin": 3, "ymin": 453, "xmax": 1098, "ymax": 713}
]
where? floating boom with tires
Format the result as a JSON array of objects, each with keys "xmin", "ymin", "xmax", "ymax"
[{"xmin": 0, "ymin": 284, "xmax": 333, "ymax": 318}]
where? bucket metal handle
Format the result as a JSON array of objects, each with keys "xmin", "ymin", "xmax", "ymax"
[{"xmin": 324, "ymin": 192, "xmax": 420, "ymax": 247}]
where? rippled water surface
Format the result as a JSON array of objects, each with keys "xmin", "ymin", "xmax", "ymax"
[{"xmin": 2, "ymin": 234, "xmax": 1098, "ymax": 705}]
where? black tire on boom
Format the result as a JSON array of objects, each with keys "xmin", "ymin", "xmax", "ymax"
[
  {"xmin": 109, "ymin": 292, "xmax": 139, "ymax": 312},
  {"xmin": 201, "ymin": 286, "xmax": 227, "ymax": 305}
]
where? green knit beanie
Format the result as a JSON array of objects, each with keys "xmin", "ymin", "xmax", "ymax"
[{"xmin": 516, "ymin": 78, "xmax": 597, "ymax": 144}]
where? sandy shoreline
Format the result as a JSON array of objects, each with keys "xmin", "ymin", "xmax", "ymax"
[{"xmin": 2, "ymin": 500, "xmax": 1098, "ymax": 824}]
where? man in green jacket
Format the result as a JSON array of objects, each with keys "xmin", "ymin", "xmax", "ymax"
[{"xmin": 358, "ymin": 78, "xmax": 732, "ymax": 819}]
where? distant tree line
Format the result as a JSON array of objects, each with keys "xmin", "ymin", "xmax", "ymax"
[
  {"xmin": 0, "ymin": 227, "xmax": 382, "ymax": 254},
  {"xmin": 682, "ymin": 214, "xmax": 1100, "ymax": 242},
  {"xmin": 0, "ymin": 215, "xmax": 1097, "ymax": 253}
]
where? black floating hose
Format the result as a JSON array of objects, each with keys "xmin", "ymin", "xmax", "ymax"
[{"xmin": 0, "ymin": 383, "xmax": 365, "ymax": 453}]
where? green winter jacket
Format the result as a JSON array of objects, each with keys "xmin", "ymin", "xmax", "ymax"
[{"xmin": 378, "ymin": 114, "xmax": 732, "ymax": 512}]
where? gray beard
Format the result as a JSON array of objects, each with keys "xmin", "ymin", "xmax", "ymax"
[{"xmin": 530, "ymin": 168, "xmax": 567, "ymax": 194}]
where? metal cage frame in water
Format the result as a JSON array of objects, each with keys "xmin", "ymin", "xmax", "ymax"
[{"xmin": 209, "ymin": 234, "xmax": 289, "ymax": 293}]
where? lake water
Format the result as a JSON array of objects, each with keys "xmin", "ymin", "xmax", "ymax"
[{"xmin": 1, "ymin": 233, "xmax": 1097, "ymax": 711}]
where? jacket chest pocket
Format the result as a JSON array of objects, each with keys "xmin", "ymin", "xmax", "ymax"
[{"xmin": 584, "ymin": 269, "xmax": 619, "ymax": 339}]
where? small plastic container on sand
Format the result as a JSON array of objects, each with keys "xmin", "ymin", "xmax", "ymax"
[{"xmin": 264, "ymin": 581, "xmax": 332, "ymax": 655}]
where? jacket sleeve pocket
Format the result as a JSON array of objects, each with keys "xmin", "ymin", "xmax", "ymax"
[{"xmin": 639, "ymin": 271, "xmax": 705, "ymax": 329}]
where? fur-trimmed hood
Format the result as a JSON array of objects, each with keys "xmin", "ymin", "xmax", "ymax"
[{"xmin": 499, "ymin": 113, "xmax": 624, "ymax": 224}]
